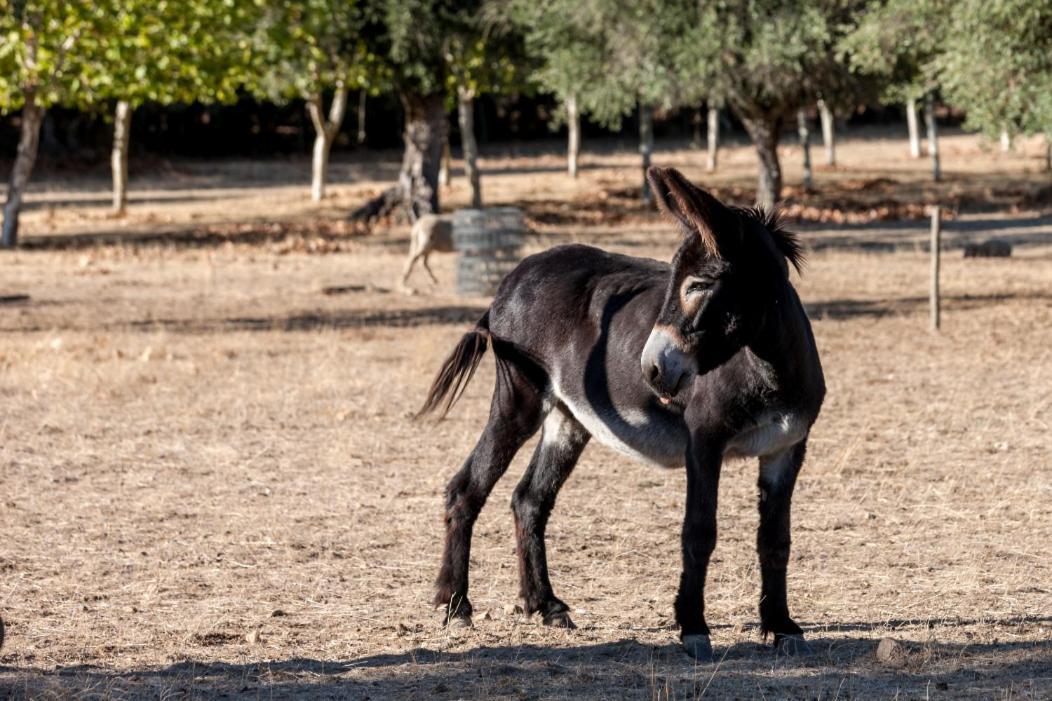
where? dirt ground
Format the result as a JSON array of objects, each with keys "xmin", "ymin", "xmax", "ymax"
[{"xmin": 1, "ymin": 132, "xmax": 1050, "ymax": 699}]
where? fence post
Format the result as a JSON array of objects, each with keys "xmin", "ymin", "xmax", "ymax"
[{"xmin": 930, "ymin": 205, "xmax": 941, "ymax": 331}]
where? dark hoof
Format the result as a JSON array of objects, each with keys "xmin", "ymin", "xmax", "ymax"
[
  {"xmin": 682, "ymin": 634, "xmax": 714, "ymax": 662},
  {"xmin": 774, "ymin": 634, "xmax": 813, "ymax": 656},
  {"xmin": 542, "ymin": 611, "xmax": 576, "ymax": 629},
  {"xmin": 445, "ymin": 614, "xmax": 473, "ymax": 629}
]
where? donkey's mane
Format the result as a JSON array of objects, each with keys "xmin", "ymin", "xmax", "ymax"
[{"xmin": 736, "ymin": 206, "xmax": 805, "ymax": 274}]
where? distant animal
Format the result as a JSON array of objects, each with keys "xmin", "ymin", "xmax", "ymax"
[
  {"xmin": 417, "ymin": 167, "xmax": 826, "ymax": 661},
  {"xmin": 963, "ymin": 239, "xmax": 1012, "ymax": 258},
  {"xmin": 402, "ymin": 214, "xmax": 454, "ymax": 290}
]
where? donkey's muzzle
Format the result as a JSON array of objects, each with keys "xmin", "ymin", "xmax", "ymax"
[{"xmin": 641, "ymin": 326, "xmax": 696, "ymax": 400}]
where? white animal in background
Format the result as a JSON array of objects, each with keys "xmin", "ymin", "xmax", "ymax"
[{"xmin": 402, "ymin": 213, "xmax": 454, "ymax": 292}]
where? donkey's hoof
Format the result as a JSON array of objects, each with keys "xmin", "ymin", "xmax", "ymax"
[
  {"xmin": 445, "ymin": 614, "xmax": 473, "ymax": 630},
  {"xmin": 542, "ymin": 611, "xmax": 576, "ymax": 629},
  {"xmin": 682, "ymin": 634, "xmax": 714, "ymax": 662},
  {"xmin": 774, "ymin": 634, "xmax": 813, "ymax": 656}
]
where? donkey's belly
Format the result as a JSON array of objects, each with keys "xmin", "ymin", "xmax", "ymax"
[{"xmin": 553, "ymin": 388, "xmax": 688, "ymax": 468}]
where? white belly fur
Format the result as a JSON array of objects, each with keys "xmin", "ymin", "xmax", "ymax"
[{"xmin": 554, "ymin": 391, "xmax": 686, "ymax": 467}]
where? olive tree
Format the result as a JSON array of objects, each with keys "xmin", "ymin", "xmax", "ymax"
[
  {"xmin": 253, "ymin": 0, "xmax": 374, "ymax": 202},
  {"xmin": 937, "ymin": 0, "xmax": 1052, "ymax": 166},
  {"xmin": 0, "ymin": 0, "xmax": 109, "ymax": 247},
  {"xmin": 102, "ymin": 0, "xmax": 258, "ymax": 214},
  {"xmin": 678, "ymin": 1, "xmax": 870, "ymax": 207},
  {"xmin": 513, "ymin": 0, "xmax": 687, "ymax": 199},
  {"xmin": 842, "ymin": 0, "xmax": 949, "ymax": 175}
]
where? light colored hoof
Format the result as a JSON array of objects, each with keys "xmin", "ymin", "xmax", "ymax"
[
  {"xmin": 542, "ymin": 611, "xmax": 576, "ymax": 629},
  {"xmin": 775, "ymin": 634, "xmax": 813, "ymax": 656},
  {"xmin": 682, "ymin": 634, "xmax": 713, "ymax": 661}
]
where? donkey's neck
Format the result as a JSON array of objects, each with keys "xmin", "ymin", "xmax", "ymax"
[{"xmin": 745, "ymin": 283, "xmax": 816, "ymax": 393}]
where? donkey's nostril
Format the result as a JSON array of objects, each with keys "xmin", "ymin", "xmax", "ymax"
[{"xmin": 647, "ymin": 361, "xmax": 661, "ymax": 385}]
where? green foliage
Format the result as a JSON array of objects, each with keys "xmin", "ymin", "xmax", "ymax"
[
  {"xmin": 840, "ymin": 0, "xmax": 950, "ymax": 103},
  {"xmin": 0, "ymin": 0, "xmax": 111, "ymax": 111},
  {"xmin": 443, "ymin": 4, "xmax": 531, "ymax": 103},
  {"xmin": 679, "ymin": 0, "xmax": 871, "ymax": 120},
  {"xmin": 937, "ymin": 0, "xmax": 1052, "ymax": 138},
  {"xmin": 0, "ymin": 0, "xmax": 263, "ymax": 112},
  {"xmin": 510, "ymin": 0, "xmax": 689, "ymax": 128},
  {"xmin": 98, "ymin": 0, "xmax": 261, "ymax": 107},
  {"xmin": 251, "ymin": 0, "xmax": 377, "ymax": 103}
]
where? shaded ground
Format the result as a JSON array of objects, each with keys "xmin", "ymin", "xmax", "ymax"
[{"xmin": 1, "ymin": 133, "xmax": 1050, "ymax": 699}]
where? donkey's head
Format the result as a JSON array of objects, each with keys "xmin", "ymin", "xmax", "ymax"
[{"xmin": 640, "ymin": 167, "xmax": 803, "ymax": 402}]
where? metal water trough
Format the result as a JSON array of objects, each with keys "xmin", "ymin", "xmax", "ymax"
[{"xmin": 453, "ymin": 207, "xmax": 526, "ymax": 296}]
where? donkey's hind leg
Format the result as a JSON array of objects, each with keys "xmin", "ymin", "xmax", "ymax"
[
  {"xmin": 435, "ymin": 360, "xmax": 546, "ymax": 625},
  {"xmin": 512, "ymin": 405, "xmax": 590, "ymax": 628},
  {"xmin": 422, "ymin": 251, "xmax": 439, "ymax": 284}
]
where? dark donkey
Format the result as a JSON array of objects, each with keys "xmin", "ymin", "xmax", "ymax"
[{"xmin": 418, "ymin": 167, "xmax": 825, "ymax": 660}]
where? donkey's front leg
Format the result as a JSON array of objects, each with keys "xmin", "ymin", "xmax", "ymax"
[
  {"xmin": 757, "ymin": 442, "xmax": 810, "ymax": 655},
  {"xmin": 675, "ymin": 442, "xmax": 722, "ymax": 661}
]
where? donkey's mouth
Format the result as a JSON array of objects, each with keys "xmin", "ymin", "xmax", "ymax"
[{"xmin": 659, "ymin": 396, "xmax": 673, "ymax": 405}]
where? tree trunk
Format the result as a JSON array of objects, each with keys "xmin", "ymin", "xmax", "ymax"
[
  {"xmin": 1046, "ymin": 134, "xmax": 1051, "ymax": 172},
  {"xmin": 357, "ymin": 89, "xmax": 367, "ymax": 145},
  {"xmin": 2, "ymin": 95, "xmax": 45, "ymax": 249},
  {"xmin": 706, "ymin": 105, "xmax": 719, "ymax": 173},
  {"xmin": 306, "ymin": 83, "xmax": 350, "ymax": 202},
  {"xmin": 924, "ymin": 94, "xmax": 941, "ymax": 182},
  {"xmin": 740, "ymin": 115, "xmax": 783, "ymax": 209},
  {"xmin": 797, "ymin": 109, "xmax": 813, "ymax": 191},
  {"xmin": 1000, "ymin": 128, "xmax": 1012, "ymax": 152},
  {"xmin": 906, "ymin": 97, "xmax": 921, "ymax": 158},
  {"xmin": 399, "ymin": 92, "xmax": 446, "ymax": 219},
  {"xmin": 566, "ymin": 93, "xmax": 580, "ymax": 178},
  {"xmin": 457, "ymin": 86, "xmax": 481, "ymax": 208},
  {"xmin": 438, "ymin": 138, "xmax": 452, "ymax": 187},
  {"xmin": 818, "ymin": 99, "xmax": 835, "ymax": 166},
  {"xmin": 639, "ymin": 102, "xmax": 654, "ymax": 204},
  {"xmin": 690, "ymin": 107, "xmax": 703, "ymax": 149},
  {"xmin": 111, "ymin": 100, "xmax": 133, "ymax": 216}
]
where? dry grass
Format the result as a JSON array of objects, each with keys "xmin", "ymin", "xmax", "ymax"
[{"xmin": 0, "ymin": 133, "xmax": 1050, "ymax": 699}]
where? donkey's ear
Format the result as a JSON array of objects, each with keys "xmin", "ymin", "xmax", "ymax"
[{"xmin": 646, "ymin": 166, "xmax": 727, "ymax": 256}]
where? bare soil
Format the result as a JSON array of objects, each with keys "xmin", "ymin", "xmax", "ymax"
[{"xmin": 1, "ymin": 132, "xmax": 1050, "ymax": 699}]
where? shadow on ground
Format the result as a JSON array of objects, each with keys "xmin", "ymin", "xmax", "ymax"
[
  {"xmin": 1, "ymin": 634, "xmax": 1048, "ymax": 699},
  {"xmin": 4, "ymin": 288, "xmax": 1049, "ymax": 335}
]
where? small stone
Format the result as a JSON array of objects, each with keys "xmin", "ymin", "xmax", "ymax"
[
  {"xmin": 503, "ymin": 604, "xmax": 524, "ymax": 616},
  {"xmin": 876, "ymin": 637, "xmax": 904, "ymax": 665},
  {"xmin": 246, "ymin": 629, "xmax": 262, "ymax": 644},
  {"xmin": 270, "ymin": 609, "xmax": 286, "ymax": 618},
  {"xmin": 480, "ymin": 610, "xmax": 493, "ymax": 621}
]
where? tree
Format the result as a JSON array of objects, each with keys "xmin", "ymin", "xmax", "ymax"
[
  {"xmin": 936, "ymin": 0, "xmax": 1052, "ymax": 164},
  {"xmin": 842, "ymin": 0, "xmax": 950, "ymax": 177},
  {"xmin": 511, "ymin": 0, "xmax": 610, "ymax": 179},
  {"xmin": 100, "ymin": 0, "xmax": 259, "ymax": 215},
  {"xmin": 514, "ymin": 0, "xmax": 687, "ymax": 201},
  {"xmin": 0, "ymin": 1, "xmax": 110, "ymax": 247},
  {"xmin": 349, "ymin": 1, "xmax": 479, "ymax": 223},
  {"xmin": 677, "ymin": 1, "xmax": 871, "ymax": 208},
  {"xmin": 253, "ymin": 1, "xmax": 374, "ymax": 202},
  {"xmin": 444, "ymin": 8, "xmax": 529, "ymax": 208}
]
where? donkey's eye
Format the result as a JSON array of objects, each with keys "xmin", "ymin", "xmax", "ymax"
[{"xmin": 685, "ymin": 278, "xmax": 714, "ymax": 295}]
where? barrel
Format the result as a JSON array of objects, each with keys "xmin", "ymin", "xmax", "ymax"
[{"xmin": 453, "ymin": 207, "xmax": 526, "ymax": 296}]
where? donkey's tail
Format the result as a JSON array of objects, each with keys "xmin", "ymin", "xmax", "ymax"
[{"xmin": 415, "ymin": 312, "xmax": 491, "ymax": 420}]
